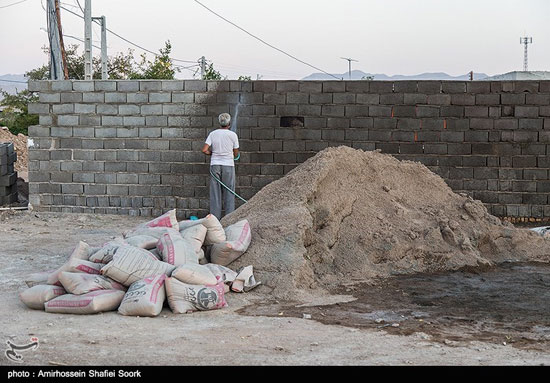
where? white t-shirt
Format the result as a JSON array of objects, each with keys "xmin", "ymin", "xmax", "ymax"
[{"xmin": 205, "ymin": 128, "xmax": 239, "ymax": 167}]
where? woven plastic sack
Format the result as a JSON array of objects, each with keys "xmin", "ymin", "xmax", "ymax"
[
  {"xmin": 179, "ymin": 214, "xmax": 225, "ymax": 245},
  {"xmin": 101, "ymin": 245, "xmax": 175, "ymax": 286},
  {"xmin": 125, "ymin": 235, "xmax": 158, "ymax": 250},
  {"xmin": 157, "ymin": 228, "xmax": 200, "ymax": 266},
  {"xmin": 47, "ymin": 258, "xmax": 102, "ymax": 285},
  {"xmin": 20, "ymin": 285, "xmax": 66, "ymax": 310},
  {"xmin": 210, "ymin": 220, "xmax": 251, "ymax": 266},
  {"xmin": 118, "ymin": 274, "xmax": 166, "ymax": 317},
  {"xmin": 24, "ymin": 270, "xmax": 55, "ymax": 288},
  {"xmin": 165, "ymin": 277, "xmax": 227, "ymax": 314},
  {"xmin": 124, "ymin": 209, "xmax": 179, "ymax": 237},
  {"xmin": 171, "ymin": 264, "xmax": 218, "ymax": 285},
  {"xmin": 58, "ymin": 272, "xmax": 126, "ymax": 295},
  {"xmin": 88, "ymin": 238, "xmax": 127, "ymax": 264},
  {"xmin": 45, "ymin": 290, "xmax": 125, "ymax": 315}
]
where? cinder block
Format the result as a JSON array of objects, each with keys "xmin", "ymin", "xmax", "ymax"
[
  {"xmin": 356, "ymin": 93, "xmax": 380, "ymax": 105},
  {"xmin": 368, "ymin": 106, "xmax": 392, "ymax": 117},
  {"xmin": 299, "ymin": 82, "xmax": 322, "ymax": 93},
  {"xmin": 127, "ymin": 93, "xmax": 149, "ymax": 103},
  {"xmin": 82, "ymin": 92, "xmax": 104, "ymax": 103},
  {"xmin": 60, "ymin": 92, "xmax": 83, "ymax": 103},
  {"xmin": 162, "ymin": 80, "xmax": 184, "ymax": 91},
  {"xmin": 51, "ymin": 127, "xmax": 73, "ymax": 137},
  {"xmin": 345, "ymin": 105, "xmax": 369, "ymax": 117},
  {"xmin": 79, "ymin": 115, "xmax": 100, "ymax": 126},
  {"xmin": 118, "ymin": 105, "xmax": 140, "ymax": 115},
  {"xmin": 286, "ymin": 92, "xmax": 310, "ymax": 104},
  {"xmin": 476, "ymin": 94, "xmax": 500, "ymax": 105},
  {"xmin": 123, "ymin": 116, "xmax": 145, "ymax": 126},
  {"xmin": 372, "ymin": 118, "xmax": 397, "ymax": 130},
  {"xmin": 184, "ymin": 80, "xmax": 207, "ymax": 92},
  {"xmin": 442, "ymin": 82, "xmax": 466, "ymax": 93},
  {"xmin": 466, "ymin": 82, "xmax": 491, "ymax": 93},
  {"xmin": 74, "ymin": 104, "xmax": 96, "ymax": 114},
  {"xmin": 95, "ymin": 81, "xmax": 117, "ymax": 91},
  {"xmin": 416, "ymin": 106, "xmax": 440, "ymax": 117},
  {"xmin": 514, "ymin": 106, "xmax": 539, "ymax": 118},
  {"xmin": 309, "ymin": 93, "xmax": 332, "ymax": 104},
  {"xmin": 105, "ymin": 92, "xmax": 127, "ymax": 103},
  {"xmin": 380, "ymin": 93, "xmax": 404, "ymax": 104},
  {"xmin": 28, "ymin": 103, "xmax": 50, "ymax": 114},
  {"xmin": 102, "ymin": 116, "xmax": 123, "ymax": 126},
  {"xmin": 107, "ymin": 185, "xmax": 129, "ymax": 195},
  {"xmin": 95, "ymin": 127, "xmax": 117, "ymax": 138},
  {"xmin": 322, "ymin": 82, "xmax": 346, "ymax": 93},
  {"xmin": 519, "ymin": 119, "xmax": 543, "ymax": 130},
  {"xmin": 149, "ymin": 92, "xmax": 171, "ymax": 103},
  {"xmin": 39, "ymin": 93, "xmax": 61, "ymax": 103},
  {"xmin": 465, "ymin": 106, "xmax": 489, "ymax": 117},
  {"xmin": 97, "ymin": 104, "xmax": 118, "ymax": 115},
  {"xmin": 451, "ymin": 94, "xmax": 475, "ymax": 106},
  {"xmin": 397, "ymin": 118, "xmax": 421, "ymax": 130},
  {"xmin": 73, "ymin": 81, "xmax": 94, "ymax": 92},
  {"xmin": 427, "ymin": 94, "xmax": 451, "ymax": 105},
  {"xmin": 392, "ymin": 105, "xmax": 416, "ymax": 117},
  {"xmin": 470, "ymin": 118, "xmax": 494, "ymax": 130},
  {"xmin": 28, "ymin": 80, "xmax": 51, "ymax": 92},
  {"xmin": 369, "ymin": 82, "xmax": 393, "ymax": 93},
  {"xmin": 501, "ymin": 93, "xmax": 525, "ymax": 105}
]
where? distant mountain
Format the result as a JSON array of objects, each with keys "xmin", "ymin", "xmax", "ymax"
[
  {"xmin": 302, "ymin": 70, "xmax": 488, "ymax": 81},
  {"xmin": 481, "ymin": 71, "xmax": 550, "ymax": 81},
  {"xmin": 0, "ymin": 74, "xmax": 27, "ymax": 96}
]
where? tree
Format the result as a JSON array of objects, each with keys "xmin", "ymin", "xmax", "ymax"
[
  {"xmin": 0, "ymin": 90, "xmax": 38, "ymax": 135},
  {"xmin": 203, "ymin": 62, "xmax": 225, "ymax": 80},
  {"xmin": 130, "ymin": 40, "xmax": 180, "ymax": 80}
]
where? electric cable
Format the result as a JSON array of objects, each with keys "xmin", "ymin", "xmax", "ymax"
[
  {"xmin": 0, "ymin": 0, "xmax": 28, "ymax": 9},
  {"xmin": 193, "ymin": 0, "xmax": 341, "ymax": 80}
]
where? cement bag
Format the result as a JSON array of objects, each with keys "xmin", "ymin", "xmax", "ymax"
[
  {"xmin": 25, "ymin": 271, "xmax": 55, "ymax": 287},
  {"xmin": 47, "ymin": 258, "xmax": 102, "ymax": 285},
  {"xmin": 101, "ymin": 245, "xmax": 175, "ymax": 286},
  {"xmin": 58, "ymin": 272, "xmax": 126, "ymax": 295},
  {"xmin": 181, "ymin": 225, "xmax": 207, "ymax": 259},
  {"xmin": 45, "ymin": 290, "xmax": 125, "ymax": 315},
  {"xmin": 88, "ymin": 238, "xmax": 127, "ymax": 264},
  {"xmin": 124, "ymin": 209, "xmax": 179, "ymax": 237},
  {"xmin": 125, "ymin": 235, "xmax": 158, "ymax": 250},
  {"xmin": 171, "ymin": 264, "xmax": 218, "ymax": 285},
  {"xmin": 205, "ymin": 264, "xmax": 238, "ymax": 285},
  {"xmin": 157, "ymin": 229, "xmax": 199, "ymax": 266},
  {"xmin": 179, "ymin": 214, "xmax": 225, "ymax": 245},
  {"xmin": 165, "ymin": 277, "xmax": 227, "ymax": 314},
  {"xmin": 118, "ymin": 274, "xmax": 166, "ymax": 317},
  {"xmin": 210, "ymin": 220, "xmax": 251, "ymax": 266},
  {"xmin": 20, "ymin": 285, "xmax": 66, "ymax": 310}
]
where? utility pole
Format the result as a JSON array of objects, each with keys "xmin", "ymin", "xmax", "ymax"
[
  {"xmin": 84, "ymin": 0, "xmax": 93, "ymax": 80},
  {"xmin": 469, "ymin": 71, "xmax": 474, "ymax": 81},
  {"xmin": 46, "ymin": 0, "xmax": 64, "ymax": 80},
  {"xmin": 93, "ymin": 15, "xmax": 107, "ymax": 79},
  {"xmin": 199, "ymin": 56, "xmax": 206, "ymax": 79},
  {"xmin": 520, "ymin": 36, "xmax": 533, "ymax": 72},
  {"xmin": 54, "ymin": 0, "xmax": 69, "ymax": 79},
  {"xmin": 341, "ymin": 57, "xmax": 358, "ymax": 80}
]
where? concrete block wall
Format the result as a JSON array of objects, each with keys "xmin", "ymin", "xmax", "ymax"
[
  {"xmin": 27, "ymin": 79, "xmax": 550, "ymax": 221},
  {"xmin": 0, "ymin": 142, "xmax": 18, "ymax": 205}
]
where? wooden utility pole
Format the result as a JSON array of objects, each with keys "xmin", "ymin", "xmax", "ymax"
[{"xmin": 54, "ymin": 0, "xmax": 69, "ymax": 79}]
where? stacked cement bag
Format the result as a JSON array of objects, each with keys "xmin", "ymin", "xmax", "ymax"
[
  {"xmin": 0, "ymin": 142, "xmax": 17, "ymax": 206},
  {"xmin": 20, "ymin": 209, "xmax": 257, "ymax": 317}
]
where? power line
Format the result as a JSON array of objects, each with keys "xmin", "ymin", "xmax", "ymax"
[
  {"xmin": 0, "ymin": 0, "xmax": 28, "ymax": 9},
  {"xmin": 58, "ymin": 5, "xmax": 199, "ymax": 67},
  {"xmin": 193, "ymin": 0, "xmax": 341, "ymax": 80}
]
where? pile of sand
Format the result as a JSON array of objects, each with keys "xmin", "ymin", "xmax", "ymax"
[
  {"xmin": 0, "ymin": 127, "xmax": 28, "ymax": 173},
  {"xmin": 222, "ymin": 146, "xmax": 550, "ymax": 300}
]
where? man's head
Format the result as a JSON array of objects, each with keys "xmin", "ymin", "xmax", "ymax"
[{"xmin": 218, "ymin": 113, "xmax": 231, "ymax": 128}]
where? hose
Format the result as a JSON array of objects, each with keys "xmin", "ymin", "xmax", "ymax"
[{"xmin": 210, "ymin": 161, "xmax": 248, "ymax": 203}]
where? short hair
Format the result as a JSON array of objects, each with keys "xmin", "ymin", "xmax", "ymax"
[{"xmin": 218, "ymin": 113, "xmax": 231, "ymax": 127}]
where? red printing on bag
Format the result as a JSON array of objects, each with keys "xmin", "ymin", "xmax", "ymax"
[
  {"xmin": 75, "ymin": 264, "xmax": 101, "ymax": 274},
  {"xmin": 161, "ymin": 234, "xmax": 175, "ymax": 264},
  {"xmin": 150, "ymin": 275, "xmax": 166, "ymax": 304},
  {"xmin": 146, "ymin": 214, "xmax": 172, "ymax": 228},
  {"xmin": 234, "ymin": 222, "xmax": 250, "ymax": 249}
]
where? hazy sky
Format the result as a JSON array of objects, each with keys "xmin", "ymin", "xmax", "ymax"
[{"xmin": 0, "ymin": 0, "xmax": 548, "ymax": 79}]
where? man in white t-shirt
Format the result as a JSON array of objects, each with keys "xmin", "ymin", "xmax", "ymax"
[{"xmin": 202, "ymin": 113, "xmax": 240, "ymax": 219}]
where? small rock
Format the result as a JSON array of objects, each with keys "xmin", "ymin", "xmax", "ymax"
[
  {"xmin": 310, "ymin": 342, "xmax": 319, "ymax": 347},
  {"xmin": 382, "ymin": 186, "xmax": 390, "ymax": 192},
  {"xmin": 275, "ymin": 346, "xmax": 285, "ymax": 351},
  {"xmin": 375, "ymin": 318, "xmax": 384, "ymax": 324},
  {"xmin": 391, "ymin": 323, "xmax": 400, "ymax": 328},
  {"xmin": 303, "ymin": 314, "xmax": 312, "ymax": 319}
]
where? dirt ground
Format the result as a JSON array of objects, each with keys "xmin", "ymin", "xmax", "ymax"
[{"xmin": 0, "ymin": 210, "xmax": 549, "ymax": 366}]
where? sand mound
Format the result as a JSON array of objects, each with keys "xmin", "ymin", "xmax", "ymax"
[{"xmin": 222, "ymin": 146, "xmax": 550, "ymax": 300}]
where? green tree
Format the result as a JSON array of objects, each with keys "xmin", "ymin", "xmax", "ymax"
[
  {"xmin": 130, "ymin": 41, "xmax": 179, "ymax": 80},
  {"xmin": 203, "ymin": 63, "xmax": 225, "ymax": 80},
  {"xmin": 0, "ymin": 90, "xmax": 38, "ymax": 135}
]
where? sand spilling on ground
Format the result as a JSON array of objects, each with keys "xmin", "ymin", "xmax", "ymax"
[{"xmin": 222, "ymin": 146, "xmax": 550, "ymax": 300}]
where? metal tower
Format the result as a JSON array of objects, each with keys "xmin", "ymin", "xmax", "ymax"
[
  {"xmin": 520, "ymin": 36, "xmax": 533, "ymax": 72},
  {"xmin": 341, "ymin": 57, "xmax": 358, "ymax": 80}
]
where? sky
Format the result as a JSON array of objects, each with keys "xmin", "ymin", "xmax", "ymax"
[{"xmin": 0, "ymin": 0, "xmax": 549, "ymax": 79}]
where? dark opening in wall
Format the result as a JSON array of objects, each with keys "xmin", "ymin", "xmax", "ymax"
[{"xmin": 280, "ymin": 116, "xmax": 304, "ymax": 127}]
